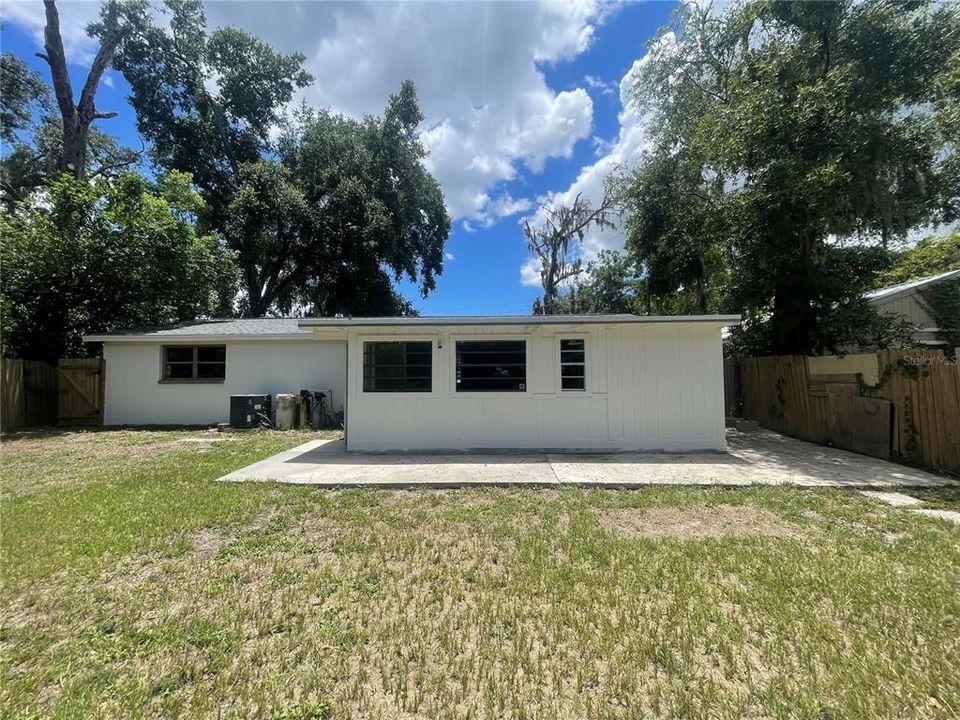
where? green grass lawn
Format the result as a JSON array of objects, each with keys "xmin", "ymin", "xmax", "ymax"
[{"xmin": 1, "ymin": 429, "xmax": 958, "ymax": 719}]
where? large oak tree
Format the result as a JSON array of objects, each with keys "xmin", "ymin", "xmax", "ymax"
[
  {"xmin": 97, "ymin": 0, "xmax": 449, "ymax": 316},
  {"xmin": 228, "ymin": 86, "xmax": 449, "ymax": 316},
  {"xmin": 621, "ymin": 0, "xmax": 959, "ymax": 355}
]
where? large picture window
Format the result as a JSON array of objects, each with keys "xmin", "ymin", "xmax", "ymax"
[
  {"xmin": 162, "ymin": 345, "xmax": 226, "ymax": 381},
  {"xmin": 363, "ymin": 341, "xmax": 432, "ymax": 392},
  {"xmin": 456, "ymin": 340, "xmax": 526, "ymax": 392},
  {"xmin": 559, "ymin": 338, "xmax": 586, "ymax": 391}
]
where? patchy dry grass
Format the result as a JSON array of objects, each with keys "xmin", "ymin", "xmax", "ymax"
[
  {"xmin": 597, "ymin": 504, "xmax": 796, "ymax": 540},
  {"xmin": 2, "ymin": 427, "xmax": 256, "ymax": 497},
  {"xmin": 2, "ymin": 431, "xmax": 959, "ymax": 719}
]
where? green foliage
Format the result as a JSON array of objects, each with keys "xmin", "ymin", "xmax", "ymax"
[
  {"xmin": 1, "ymin": 53, "xmax": 139, "ymax": 207},
  {"xmin": 622, "ymin": 146, "xmax": 729, "ymax": 315},
  {"xmin": 0, "ymin": 172, "xmax": 238, "ymax": 361},
  {"xmin": 0, "ymin": 52, "xmax": 50, "ymax": 143},
  {"xmin": 622, "ymin": 0, "xmax": 960, "ymax": 356},
  {"xmin": 227, "ymin": 87, "xmax": 449, "ymax": 316},
  {"xmin": 2, "ymin": 116, "xmax": 140, "ymax": 207},
  {"xmin": 99, "ymin": 4, "xmax": 447, "ymax": 316},
  {"xmin": 95, "ymin": 0, "xmax": 313, "ymax": 223},
  {"xmin": 535, "ymin": 250, "xmax": 647, "ymax": 315},
  {"xmin": 879, "ymin": 230, "xmax": 960, "ymax": 285},
  {"xmin": 727, "ymin": 245, "xmax": 917, "ymax": 356}
]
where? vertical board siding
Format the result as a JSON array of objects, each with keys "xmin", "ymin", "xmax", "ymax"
[
  {"xmin": 58, "ymin": 358, "xmax": 105, "ymax": 426},
  {"xmin": 24, "ymin": 361, "xmax": 58, "ymax": 425},
  {"xmin": 2, "ymin": 358, "xmax": 93, "ymax": 431},
  {"xmin": 740, "ymin": 350, "xmax": 960, "ymax": 474},
  {"xmin": 347, "ymin": 323, "xmax": 727, "ymax": 451},
  {"xmin": 873, "ymin": 349, "xmax": 960, "ymax": 474},
  {"xmin": 1, "ymin": 359, "xmax": 26, "ymax": 431}
]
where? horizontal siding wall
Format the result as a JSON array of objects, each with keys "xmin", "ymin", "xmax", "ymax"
[
  {"xmin": 873, "ymin": 294, "xmax": 936, "ymax": 329},
  {"xmin": 344, "ymin": 323, "xmax": 726, "ymax": 452},
  {"xmin": 103, "ymin": 340, "xmax": 346, "ymax": 426}
]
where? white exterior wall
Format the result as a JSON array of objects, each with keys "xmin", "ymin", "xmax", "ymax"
[
  {"xmin": 343, "ymin": 322, "xmax": 726, "ymax": 452},
  {"xmin": 102, "ymin": 340, "xmax": 346, "ymax": 426}
]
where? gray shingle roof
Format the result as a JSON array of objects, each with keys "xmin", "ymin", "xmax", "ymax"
[
  {"xmin": 86, "ymin": 318, "xmax": 308, "ymax": 339},
  {"xmin": 84, "ymin": 314, "xmax": 741, "ymax": 342}
]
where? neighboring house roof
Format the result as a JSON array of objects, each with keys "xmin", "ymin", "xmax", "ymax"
[
  {"xmin": 865, "ymin": 268, "xmax": 960, "ymax": 304},
  {"xmin": 84, "ymin": 314, "xmax": 741, "ymax": 342}
]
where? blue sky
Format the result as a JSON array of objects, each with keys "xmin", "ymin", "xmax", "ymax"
[{"xmin": 1, "ymin": 1, "xmax": 678, "ymax": 316}]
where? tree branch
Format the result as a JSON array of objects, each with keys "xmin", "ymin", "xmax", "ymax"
[
  {"xmin": 42, "ymin": 0, "xmax": 76, "ymax": 126},
  {"xmin": 78, "ymin": 1, "xmax": 129, "ymax": 123}
]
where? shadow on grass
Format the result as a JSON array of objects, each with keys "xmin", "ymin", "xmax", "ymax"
[{"xmin": 896, "ymin": 485, "xmax": 960, "ymax": 510}]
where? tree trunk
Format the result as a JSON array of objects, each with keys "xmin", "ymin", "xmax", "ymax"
[
  {"xmin": 243, "ymin": 264, "xmax": 270, "ymax": 317},
  {"xmin": 696, "ymin": 273, "xmax": 707, "ymax": 314},
  {"xmin": 60, "ymin": 118, "xmax": 86, "ymax": 177},
  {"xmin": 40, "ymin": 0, "xmax": 124, "ymax": 179}
]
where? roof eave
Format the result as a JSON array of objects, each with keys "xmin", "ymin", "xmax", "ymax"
[
  {"xmin": 866, "ymin": 268, "xmax": 960, "ymax": 304},
  {"xmin": 82, "ymin": 332, "xmax": 318, "ymax": 343},
  {"xmin": 296, "ymin": 314, "xmax": 742, "ymax": 328}
]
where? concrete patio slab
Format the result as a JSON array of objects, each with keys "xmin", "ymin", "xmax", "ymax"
[
  {"xmin": 217, "ymin": 428, "xmax": 959, "ymax": 489},
  {"xmin": 912, "ymin": 508, "xmax": 960, "ymax": 523},
  {"xmin": 859, "ymin": 491, "xmax": 923, "ymax": 507},
  {"xmin": 218, "ymin": 437, "xmax": 560, "ymax": 487}
]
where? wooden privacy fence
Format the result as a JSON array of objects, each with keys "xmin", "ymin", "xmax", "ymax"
[
  {"xmin": 739, "ymin": 349, "xmax": 960, "ymax": 475},
  {"xmin": 1, "ymin": 358, "xmax": 102, "ymax": 431},
  {"xmin": 57, "ymin": 358, "xmax": 105, "ymax": 426}
]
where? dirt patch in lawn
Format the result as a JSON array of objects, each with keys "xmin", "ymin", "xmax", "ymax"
[
  {"xmin": 600, "ymin": 504, "xmax": 796, "ymax": 540},
  {"xmin": 190, "ymin": 527, "xmax": 228, "ymax": 559}
]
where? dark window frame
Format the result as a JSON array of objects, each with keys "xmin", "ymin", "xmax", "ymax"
[
  {"xmin": 160, "ymin": 345, "xmax": 226, "ymax": 383},
  {"xmin": 363, "ymin": 340, "xmax": 433, "ymax": 393},
  {"xmin": 559, "ymin": 337, "xmax": 586, "ymax": 392},
  {"xmin": 455, "ymin": 339, "xmax": 527, "ymax": 393}
]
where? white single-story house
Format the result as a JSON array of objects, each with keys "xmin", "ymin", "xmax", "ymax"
[
  {"xmin": 865, "ymin": 268, "xmax": 960, "ymax": 346},
  {"xmin": 83, "ymin": 314, "xmax": 739, "ymax": 452}
]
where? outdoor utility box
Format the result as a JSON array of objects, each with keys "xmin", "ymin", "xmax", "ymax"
[{"xmin": 230, "ymin": 394, "xmax": 272, "ymax": 428}]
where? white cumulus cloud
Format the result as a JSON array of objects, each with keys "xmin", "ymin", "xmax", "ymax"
[
  {"xmin": 519, "ymin": 32, "xmax": 677, "ymax": 284},
  {"xmin": 4, "ymin": 1, "xmax": 610, "ymax": 229},
  {"xmin": 210, "ymin": 1, "xmax": 603, "ymax": 224}
]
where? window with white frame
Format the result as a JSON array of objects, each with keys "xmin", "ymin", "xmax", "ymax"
[
  {"xmin": 559, "ymin": 338, "xmax": 586, "ymax": 391},
  {"xmin": 363, "ymin": 341, "xmax": 432, "ymax": 392},
  {"xmin": 456, "ymin": 340, "xmax": 526, "ymax": 392}
]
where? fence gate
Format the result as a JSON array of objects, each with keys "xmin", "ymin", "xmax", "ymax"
[{"xmin": 58, "ymin": 358, "xmax": 105, "ymax": 426}]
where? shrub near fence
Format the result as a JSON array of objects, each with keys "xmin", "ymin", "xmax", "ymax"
[{"xmin": 739, "ymin": 349, "xmax": 960, "ymax": 475}]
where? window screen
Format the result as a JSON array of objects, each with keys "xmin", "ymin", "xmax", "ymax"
[
  {"xmin": 456, "ymin": 340, "xmax": 526, "ymax": 392},
  {"xmin": 162, "ymin": 346, "xmax": 226, "ymax": 381},
  {"xmin": 363, "ymin": 341, "xmax": 432, "ymax": 392},
  {"xmin": 560, "ymin": 338, "xmax": 586, "ymax": 391}
]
